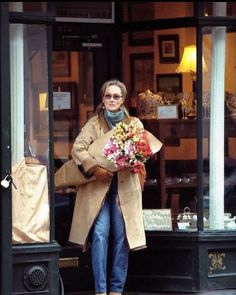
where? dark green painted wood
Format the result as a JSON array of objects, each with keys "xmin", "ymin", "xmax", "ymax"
[{"xmin": 0, "ymin": 2, "xmax": 12, "ymax": 295}]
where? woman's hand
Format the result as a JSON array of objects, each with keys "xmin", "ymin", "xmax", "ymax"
[{"xmin": 93, "ymin": 166, "xmax": 113, "ymax": 180}]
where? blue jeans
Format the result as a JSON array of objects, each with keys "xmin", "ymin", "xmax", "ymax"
[{"xmin": 91, "ymin": 176, "xmax": 129, "ymax": 293}]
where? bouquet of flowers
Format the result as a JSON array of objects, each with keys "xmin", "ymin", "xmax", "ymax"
[
  {"xmin": 55, "ymin": 122, "xmax": 162, "ymax": 188},
  {"xmin": 103, "ymin": 122, "xmax": 153, "ymax": 173}
]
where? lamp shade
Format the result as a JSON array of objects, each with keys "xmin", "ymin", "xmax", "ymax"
[{"xmin": 176, "ymin": 45, "xmax": 207, "ymax": 74}]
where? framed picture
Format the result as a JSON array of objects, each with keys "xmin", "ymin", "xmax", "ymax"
[
  {"xmin": 156, "ymin": 73, "xmax": 182, "ymax": 94},
  {"xmin": 158, "ymin": 34, "xmax": 179, "ymax": 63},
  {"xmin": 157, "ymin": 105, "xmax": 179, "ymax": 119},
  {"xmin": 128, "ymin": 2, "xmax": 154, "ymax": 46},
  {"xmin": 52, "ymin": 51, "xmax": 71, "ymax": 77},
  {"xmin": 130, "ymin": 53, "xmax": 154, "ymax": 96}
]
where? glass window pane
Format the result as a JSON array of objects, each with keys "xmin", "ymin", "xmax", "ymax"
[
  {"xmin": 204, "ymin": 2, "xmax": 236, "ymax": 17},
  {"xmin": 55, "ymin": 2, "xmax": 114, "ymax": 23},
  {"xmin": 9, "ymin": 2, "xmax": 48, "ymax": 13},
  {"xmin": 123, "ymin": 2, "xmax": 194, "ymax": 22},
  {"xmin": 203, "ymin": 25, "xmax": 236, "ymax": 231},
  {"xmin": 123, "ymin": 27, "xmax": 198, "ymax": 232},
  {"xmin": 154, "ymin": 2, "xmax": 194, "ymax": 19},
  {"xmin": 10, "ymin": 24, "xmax": 50, "ymax": 243}
]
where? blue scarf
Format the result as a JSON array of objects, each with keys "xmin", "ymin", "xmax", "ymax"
[{"xmin": 104, "ymin": 107, "xmax": 125, "ymax": 129}]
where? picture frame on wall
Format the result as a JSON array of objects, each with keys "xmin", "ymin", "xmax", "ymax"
[
  {"xmin": 128, "ymin": 2, "xmax": 154, "ymax": 46},
  {"xmin": 158, "ymin": 34, "xmax": 179, "ymax": 63},
  {"xmin": 130, "ymin": 53, "xmax": 154, "ymax": 96},
  {"xmin": 156, "ymin": 73, "xmax": 182, "ymax": 94}
]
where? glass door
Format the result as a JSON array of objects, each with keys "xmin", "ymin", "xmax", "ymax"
[
  {"xmin": 53, "ymin": 50, "xmax": 95, "ymax": 246},
  {"xmin": 0, "ymin": 3, "xmax": 12, "ymax": 294}
]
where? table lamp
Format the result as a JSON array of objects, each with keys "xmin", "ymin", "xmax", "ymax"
[{"xmin": 176, "ymin": 44, "xmax": 207, "ymax": 92}]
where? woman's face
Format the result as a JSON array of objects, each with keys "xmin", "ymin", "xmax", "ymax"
[{"xmin": 103, "ymin": 85, "xmax": 124, "ymax": 112}]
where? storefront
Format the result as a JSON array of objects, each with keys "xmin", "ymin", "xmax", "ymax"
[{"xmin": 1, "ymin": 2, "xmax": 236, "ymax": 294}]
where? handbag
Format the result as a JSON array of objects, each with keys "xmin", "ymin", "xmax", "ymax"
[
  {"xmin": 54, "ymin": 130, "xmax": 117, "ymax": 189},
  {"xmin": 54, "ymin": 158, "xmax": 96, "ymax": 188}
]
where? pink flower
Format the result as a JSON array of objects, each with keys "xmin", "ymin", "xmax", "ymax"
[{"xmin": 103, "ymin": 122, "xmax": 153, "ymax": 173}]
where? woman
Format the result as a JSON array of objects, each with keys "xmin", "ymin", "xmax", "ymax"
[{"xmin": 69, "ymin": 79, "xmax": 147, "ymax": 295}]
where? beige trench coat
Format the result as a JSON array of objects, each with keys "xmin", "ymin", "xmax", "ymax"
[{"xmin": 69, "ymin": 111, "xmax": 146, "ymax": 251}]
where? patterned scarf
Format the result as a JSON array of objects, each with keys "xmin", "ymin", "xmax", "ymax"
[{"xmin": 104, "ymin": 107, "xmax": 125, "ymax": 129}]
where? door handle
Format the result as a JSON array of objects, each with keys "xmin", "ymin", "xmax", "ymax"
[{"xmin": 1, "ymin": 172, "xmax": 17, "ymax": 189}]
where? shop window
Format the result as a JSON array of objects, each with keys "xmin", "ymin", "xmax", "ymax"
[
  {"xmin": 9, "ymin": 24, "xmax": 50, "ymax": 243},
  {"xmin": 123, "ymin": 2, "xmax": 236, "ymax": 232}
]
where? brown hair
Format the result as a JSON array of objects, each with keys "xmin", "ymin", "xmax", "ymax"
[
  {"xmin": 95, "ymin": 79, "xmax": 129, "ymax": 114},
  {"xmin": 100, "ymin": 79, "xmax": 127, "ymax": 99}
]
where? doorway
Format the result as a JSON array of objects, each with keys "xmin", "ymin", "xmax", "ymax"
[
  {"xmin": 53, "ymin": 50, "xmax": 95, "ymax": 243},
  {"xmin": 52, "ymin": 49, "xmax": 95, "ymax": 292},
  {"xmin": 52, "ymin": 19, "xmax": 121, "ymax": 291}
]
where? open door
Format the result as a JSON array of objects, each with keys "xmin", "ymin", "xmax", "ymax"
[
  {"xmin": 0, "ymin": 3, "xmax": 12, "ymax": 294},
  {"xmin": 53, "ymin": 50, "xmax": 95, "ymax": 246},
  {"xmin": 52, "ymin": 49, "xmax": 96, "ymax": 291}
]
